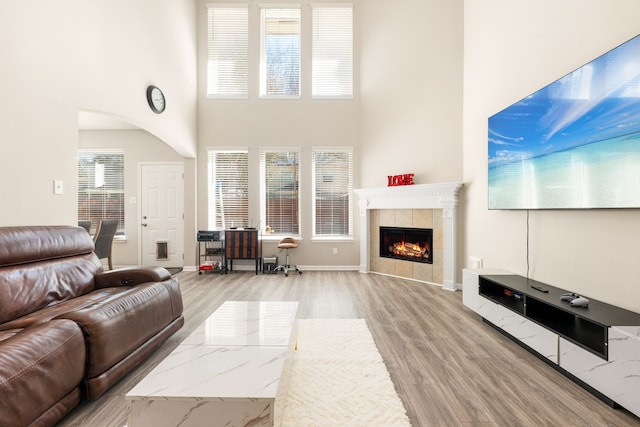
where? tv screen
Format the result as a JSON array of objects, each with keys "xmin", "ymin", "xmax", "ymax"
[{"xmin": 488, "ymin": 34, "xmax": 640, "ymax": 209}]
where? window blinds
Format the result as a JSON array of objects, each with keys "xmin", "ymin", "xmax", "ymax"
[
  {"xmin": 312, "ymin": 5, "xmax": 353, "ymax": 98},
  {"xmin": 207, "ymin": 5, "xmax": 249, "ymax": 98},
  {"xmin": 77, "ymin": 149, "xmax": 125, "ymax": 234},
  {"xmin": 207, "ymin": 150, "xmax": 249, "ymax": 230},
  {"xmin": 312, "ymin": 148, "xmax": 353, "ymax": 237},
  {"xmin": 260, "ymin": 150, "xmax": 300, "ymax": 235}
]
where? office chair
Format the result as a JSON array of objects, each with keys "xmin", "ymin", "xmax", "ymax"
[
  {"xmin": 274, "ymin": 237, "xmax": 302, "ymax": 276},
  {"xmin": 78, "ymin": 220, "xmax": 92, "ymax": 234},
  {"xmin": 93, "ymin": 219, "xmax": 118, "ymax": 270}
]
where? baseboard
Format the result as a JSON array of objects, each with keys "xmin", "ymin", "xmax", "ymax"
[
  {"xmin": 366, "ymin": 270, "xmax": 444, "ymax": 288},
  {"xmin": 184, "ymin": 264, "xmax": 360, "ymax": 272}
]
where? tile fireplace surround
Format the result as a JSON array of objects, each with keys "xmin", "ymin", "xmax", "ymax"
[{"xmin": 354, "ymin": 183, "xmax": 463, "ymax": 291}]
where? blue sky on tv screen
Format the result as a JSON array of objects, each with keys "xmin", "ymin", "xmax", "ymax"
[{"xmin": 489, "ymin": 34, "xmax": 640, "ymax": 166}]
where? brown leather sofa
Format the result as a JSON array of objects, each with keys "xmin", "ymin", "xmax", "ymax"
[{"xmin": 0, "ymin": 225, "xmax": 184, "ymax": 427}]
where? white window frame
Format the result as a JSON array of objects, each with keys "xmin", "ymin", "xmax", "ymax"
[
  {"xmin": 259, "ymin": 147, "xmax": 302, "ymax": 238},
  {"xmin": 311, "ymin": 147, "xmax": 354, "ymax": 239}
]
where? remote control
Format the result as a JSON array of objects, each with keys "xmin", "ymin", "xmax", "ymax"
[
  {"xmin": 560, "ymin": 292, "xmax": 578, "ymax": 302},
  {"xmin": 570, "ymin": 296, "xmax": 589, "ymax": 307},
  {"xmin": 531, "ymin": 285, "xmax": 549, "ymax": 293}
]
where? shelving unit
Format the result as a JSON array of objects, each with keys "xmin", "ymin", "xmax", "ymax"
[
  {"xmin": 197, "ymin": 230, "xmax": 224, "ymax": 274},
  {"xmin": 478, "ymin": 278, "xmax": 525, "ymax": 315},
  {"xmin": 479, "ymin": 274, "xmax": 640, "ymax": 359},
  {"xmin": 224, "ymin": 229, "xmax": 261, "ymax": 275}
]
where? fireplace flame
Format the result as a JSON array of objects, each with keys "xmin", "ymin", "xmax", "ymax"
[{"xmin": 390, "ymin": 241, "xmax": 429, "ymax": 259}]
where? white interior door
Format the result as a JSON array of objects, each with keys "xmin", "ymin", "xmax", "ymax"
[{"xmin": 140, "ymin": 163, "xmax": 184, "ymax": 267}]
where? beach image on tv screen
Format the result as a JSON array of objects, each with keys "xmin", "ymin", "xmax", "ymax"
[{"xmin": 488, "ymin": 34, "xmax": 640, "ymax": 209}]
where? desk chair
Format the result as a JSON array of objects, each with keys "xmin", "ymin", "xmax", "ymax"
[
  {"xmin": 93, "ymin": 219, "xmax": 118, "ymax": 270},
  {"xmin": 274, "ymin": 237, "xmax": 302, "ymax": 276},
  {"xmin": 78, "ymin": 220, "xmax": 92, "ymax": 234}
]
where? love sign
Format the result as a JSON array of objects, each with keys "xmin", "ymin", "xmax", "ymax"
[{"xmin": 387, "ymin": 173, "xmax": 415, "ymax": 187}]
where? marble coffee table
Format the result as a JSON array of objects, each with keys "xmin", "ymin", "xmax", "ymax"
[{"xmin": 125, "ymin": 300, "xmax": 298, "ymax": 427}]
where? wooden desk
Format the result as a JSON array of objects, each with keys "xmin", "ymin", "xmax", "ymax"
[{"xmin": 225, "ymin": 229, "xmax": 262, "ymax": 274}]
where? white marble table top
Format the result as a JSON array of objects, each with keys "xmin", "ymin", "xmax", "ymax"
[
  {"xmin": 126, "ymin": 300, "xmax": 298, "ymax": 401},
  {"xmin": 182, "ymin": 300, "xmax": 297, "ymax": 347}
]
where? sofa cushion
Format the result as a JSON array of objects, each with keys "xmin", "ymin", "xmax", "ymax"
[
  {"xmin": 0, "ymin": 226, "xmax": 102, "ymax": 325},
  {"xmin": 0, "ymin": 319, "xmax": 86, "ymax": 426},
  {"xmin": 57, "ymin": 278, "xmax": 182, "ymax": 378},
  {"xmin": 0, "ymin": 329, "xmax": 21, "ymax": 343},
  {"xmin": 84, "ymin": 316, "xmax": 184, "ymax": 400},
  {"xmin": 0, "ymin": 255, "xmax": 102, "ymax": 324},
  {"xmin": 0, "ymin": 287, "xmax": 129, "ymax": 332},
  {"xmin": 0, "ymin": 225, "xmax": 94, "ymax": 267}
]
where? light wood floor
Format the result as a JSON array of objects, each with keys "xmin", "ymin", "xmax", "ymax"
[{"xmin": 59, "ymin": 271, "xmax": 640, "ymax": 426}]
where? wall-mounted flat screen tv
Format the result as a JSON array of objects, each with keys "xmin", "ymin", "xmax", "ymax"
[{"xmin": 488, "ymin": 34, "xmax": 640, "ymax": 209}]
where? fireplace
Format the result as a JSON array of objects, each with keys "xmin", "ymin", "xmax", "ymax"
[
  {"xmin": 380, "ymin": 226, "xmax": 433, "ymax": 264},
  {"xmin": 354, "ymin": 182, "xmax": 463, "ymax": 290}
]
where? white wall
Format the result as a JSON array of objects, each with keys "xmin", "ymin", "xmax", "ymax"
[
  {"xmin": 197, "ymin": 0, "xmax": 363, "ymax": 268},
  {"xmin": 463, "ymin": 0, "xmax": 640, "ymax": 312},
  {"xmin": 359, "ymin": 0, "xmax": 463, "ymax": 187},
  {"xmin": 196, "ymin": 0, "xmax": 463, "ymax": 268},
  {"xmin": 0, "ymin": 0, "xmax": 197, "ymax": 226}
]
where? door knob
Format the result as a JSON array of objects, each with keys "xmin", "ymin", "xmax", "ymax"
[{"xmin": 142, "ymin": 223, "xmax": 148, "ymax": 227}]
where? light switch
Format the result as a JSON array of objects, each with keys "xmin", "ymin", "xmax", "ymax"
[{"xmin": 53, "ymin": 180, "xmax": 64, "ymax": 195}]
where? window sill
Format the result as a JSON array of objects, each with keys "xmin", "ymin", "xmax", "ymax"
[
  {"xmin": 262, "ymin": 235, "xmax": 302, "ymax": 242},
  {"xmin": 259, "ymin": 95, "xmax": 301, "ymax": 100},
  {"xmin": 311, "ymin": 236, "xmax": 354, "ymax": 243}
]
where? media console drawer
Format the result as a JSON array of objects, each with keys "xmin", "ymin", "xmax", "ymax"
[{"xmin": 560, "ymin": 329, "xmax": 640, "ymax": 417}]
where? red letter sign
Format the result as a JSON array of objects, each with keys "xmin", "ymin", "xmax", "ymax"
[{"xmin": 387, "ymin": 173, "xmax": 415, "ymax": 187}]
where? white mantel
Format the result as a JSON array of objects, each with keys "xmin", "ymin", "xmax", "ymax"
[{"xmin": 354, "ymin": 182, "xmax": 463, "ymax": 291}]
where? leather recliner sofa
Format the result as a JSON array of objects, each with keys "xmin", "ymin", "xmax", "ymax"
[{"xmin": 0, "ymin": 225, "xmax": 184, "ymax": 426}]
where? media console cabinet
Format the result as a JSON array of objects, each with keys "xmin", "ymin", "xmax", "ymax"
[{"xmin": 463, "ymin": 269, "xmax": 640, "ymax": 418}]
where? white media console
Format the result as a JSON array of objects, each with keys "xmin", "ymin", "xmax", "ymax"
[{"xmin": 463, "ymin": 269, "xmax": 640, "ymax": 418}]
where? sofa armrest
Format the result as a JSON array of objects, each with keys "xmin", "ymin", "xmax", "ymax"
[{"xmin": 94, "ymin": 266, "xmax": 171, "ymax": 289}]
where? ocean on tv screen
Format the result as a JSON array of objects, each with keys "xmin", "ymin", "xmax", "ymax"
[{"xmin": 488, "ymin": 34, "xmax": 640, "ymax": 209}]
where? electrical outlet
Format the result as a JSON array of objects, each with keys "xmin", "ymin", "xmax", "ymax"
[
  {"xmin": 470, "ymin": 256, "xmax": 483, "ymax": 270},
  {"xmin": 332, "ymin": 247, "xmax": 338, "ymax": 255}
]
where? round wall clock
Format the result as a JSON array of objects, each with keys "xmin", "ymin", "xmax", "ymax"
[{"xmin": 146, "ymin": 85, "xmax": 166, "ymax": 114}]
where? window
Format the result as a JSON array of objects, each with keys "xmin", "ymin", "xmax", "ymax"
[
  {"xmin": 312, "ymin": 5, "xmax": 353, "ymax": 98},
  {"xmin": 207, "ymin": 5, "xmax": 249, "ymax": 98},
  {"xmin": 77, "ymin": 149, "xmax": 125, "ymax": 235},
  {"xmin": 260, "ymin": 7, "xmax": 301, "ymax": 97},
  {"xmin": 207, "ymin": 149, "xmax": 249, "ymax": 230},
  {"xmin": 260, "ymin": 149, "xmax": 300, "ymax": 236},
  {"xmin": 312, "ymin": 148, "xmax": 353, "ymax": 238}
]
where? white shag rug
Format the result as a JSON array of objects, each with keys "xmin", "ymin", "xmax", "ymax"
[{"xmin": 277, "ymin": 319, "xmax": 412, "ymax": 427}]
